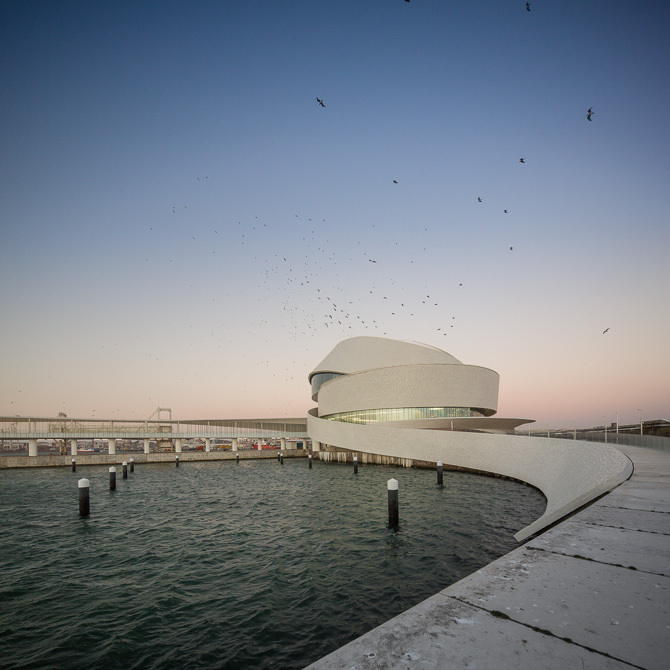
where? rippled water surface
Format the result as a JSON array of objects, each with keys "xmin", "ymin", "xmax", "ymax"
[{"xmin": 1, "ymin": 458, "xmax": 545, "ymax": 669}]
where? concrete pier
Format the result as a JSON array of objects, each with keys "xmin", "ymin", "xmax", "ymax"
[{"xmin": 307, "ymin": 444, "xmax": 670, "ymax": 670}]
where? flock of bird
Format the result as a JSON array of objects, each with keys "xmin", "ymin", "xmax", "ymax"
[
  {"xmin": 130, "ymin": 4, "xmax": 606, "ymax": 415},
  {"xmin": 139, "ymin": 92, "xmax": 601, "ymax": 405}
]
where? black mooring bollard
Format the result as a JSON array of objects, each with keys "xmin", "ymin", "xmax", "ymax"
[
  {"xmin": 236, "ymin": 453, "xmax": 239, "ymax": 463},
  {"xmin": 280, "ymin": 453, "xmax": 284, "ymax": 465},
  {"xmin": 122, "ymin": 461, "xmax": 128, "ymax": 479},
  {"xmin": 353, "ymin": 456, "xmax": 358, "ymax": 474},
  {"xmin": 72, "ymin": 459, "xmax": 76, "ymax": 473},
  {"xmin": 130, "ymin": 458, "xmax": 135, "ymax": 473},
  {"xmin": 277, "ymin": 451, "xmax": 281, "ymax": 462},
  {"xmin": 176, "ymin": 456, "xmax": 179, "ymax": 468},
  {"xmin": 387, "ymin": 478, "xmax": 399, "ymax": 528},
  {"xmin": 109, "ymin": 467, "xmax": 117, "ymax": 491},
  {"xmin": 308, "ymin": 454, "xmax": 313, "ymax": 469},
  {"xmin": 437, "ymin": 461, "xmax": 444, "ymax": 486},
  {"xmin": 78, "ymin": 478, "xmax": 90, "ymax": 516}
]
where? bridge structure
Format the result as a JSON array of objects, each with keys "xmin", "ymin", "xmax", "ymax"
[{"xmin": 0, "ymin": 413, "xmax": 309, "ymax": 456}]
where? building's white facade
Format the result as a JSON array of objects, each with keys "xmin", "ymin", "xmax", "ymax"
[{"xmin": 309, "ymin": 336, "xmax": 531, "ymax": 433}]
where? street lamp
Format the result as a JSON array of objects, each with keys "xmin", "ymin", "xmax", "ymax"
[
  {"xmin": 638, "ymin": 409, "xmax": 643, "ymax": 436},
  {"xmin": 603, "ymin": 416, "xmax": 608, "ymax": 443},
  {"xmin": 616, "ymin": 411, "xmax": 619, "ymax": 434}
]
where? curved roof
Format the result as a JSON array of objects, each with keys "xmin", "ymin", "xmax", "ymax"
[{"xmin": 309, "ymin": 336, "xmax": 462, "ymax": 381}]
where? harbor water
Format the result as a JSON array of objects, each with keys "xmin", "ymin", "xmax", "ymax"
[{"xmin": 0, "ymin": 458, "xmax": 545, "ymax": 669}]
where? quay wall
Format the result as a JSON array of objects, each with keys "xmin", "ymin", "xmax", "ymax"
[{"xmin": 0, "ymin": 450, "xmax": 307, "ymax": 469}]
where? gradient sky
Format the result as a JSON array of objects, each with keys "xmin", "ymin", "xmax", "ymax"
[{"xmin": 2, "ymin": 1, "xmax": 668, "ymax": 429}]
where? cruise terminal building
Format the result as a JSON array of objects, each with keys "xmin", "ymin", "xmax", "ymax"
[{"xmin": 307, "ymin": 337, "xmax": 632, "ymax": 542}]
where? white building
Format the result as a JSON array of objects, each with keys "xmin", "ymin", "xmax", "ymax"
[{"xmin": 309, "ymin": 336, "xmax": 532, "ymax": 434}]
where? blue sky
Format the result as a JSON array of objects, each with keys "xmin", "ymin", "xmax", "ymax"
[{"xmin": 2, "ymin": 1, "xmax": 668, "ymax": 428}]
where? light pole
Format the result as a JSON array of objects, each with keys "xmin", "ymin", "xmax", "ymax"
[
  {"xmin": 603, "ymin": 417, "xmax": 608, "ymax": 443},
  {"xmin": 616, "ymin": 411, "xmax": 619, "ymax": 434},
  {"xmin": 638, "ymin": 409, "xmax": 643, "ymax": 435},
  {"xmin": 573, "ymin": 421, "xmax": 577, "ymax": 440}
]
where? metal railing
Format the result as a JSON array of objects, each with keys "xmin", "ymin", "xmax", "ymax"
[{"xmin": 524, "ymin": 430, "xmax": 670, "ymax": 454}]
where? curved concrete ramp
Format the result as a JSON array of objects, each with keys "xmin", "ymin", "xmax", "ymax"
[{"xmin": 308, "ymin": 410, "xmax": 633, "ymax": 541}]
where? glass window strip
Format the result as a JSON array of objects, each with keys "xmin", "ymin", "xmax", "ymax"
[
  {"xmin": 322, "ymin": 407, "xmax": 484, "ymax": 424},
  {"xmin": 311, "ymin": 372, "xmax": 344, "ymax": 396}
]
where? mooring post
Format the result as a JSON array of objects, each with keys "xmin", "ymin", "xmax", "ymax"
[
  {"xmin": 387, "ymin": 478, "xmax": 399, "ymax": 528},
  {"xmin": 78, "ymin": 478, "xmax": 90, "ymax": 516},
  {"xmin": 176, "ymin": 455, "xmax": 179, "ymax": 468},
  {"xmin": 236, "ymin": 453, "xmax": 239, "ymax": 464},
  {"xmin": 280, "ymin": 452, "xmax": 284, "ymax": 465},
  {"xmin": 122, "ymin": 461, "xmax": 128, "ymax": 479},
  {"xmin": 437, "ymin": 461, "xmax": 444, "ymax": 486},
  {"xmin": 71, "ymin": 459, "xmax": 76, "ymax": 473},
  {"xmin": 109, "ymin": 467, "xmax": 116, "ymax": 491},
  {"xmin": 129, "ymin": 458, "xmax": 135, "ymax": 473},
  {"xmin": 308, "ymin": 454, "xmax": 313, "ymax": 469},
  {"xmin": 353, "ymin": 455, "xmax": 358, "ymax": 475}
]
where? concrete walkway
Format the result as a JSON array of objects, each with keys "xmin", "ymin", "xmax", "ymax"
[{"xmin": 307, "ymin": 445, "xmax": 669, "ymax": 669}]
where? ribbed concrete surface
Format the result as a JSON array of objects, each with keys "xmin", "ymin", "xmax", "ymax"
[{"xmin": 306, "ymin": 444, "xmax": 669, "ymax": 670}]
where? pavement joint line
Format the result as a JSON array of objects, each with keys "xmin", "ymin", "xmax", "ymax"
[
  {"xmin": 446, "ymin": 594, "xmax": 645, "ymax": 669},
  {"xmin": 583, "ymin": 521, "xmax": 670, "ymax": 536},
  {"xmin": 524, "ymin": 545, "xmax": 669, "ymax": 576},
  {"xmin": 597, "ymin": 506, "xmax": 670, "ymax": 515}
]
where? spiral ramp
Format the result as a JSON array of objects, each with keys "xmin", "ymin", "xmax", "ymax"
[{"xmin": 307, "ymin": 337, "xmax": 633, "ymax": 542}]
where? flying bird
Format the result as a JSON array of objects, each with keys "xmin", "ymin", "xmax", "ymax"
[
  {"xmin": 504, "ymin": 209, "xmax": 508, "ymax": 213},
  {"xmin": 519, "ymin": 158, "xmax": 525, "ymax": 163},
  {"xmin": 526, "ymin": 2, "xmax": 531, "ymax": 11},
  {"xmin": 477, "ymin": 197, "xmax": 482, "ymax": 203},
  {"xmin": 603, "ymin": 327, "xmax": 610, "ymax": 334},
  {"xmin": 509, "ymin": 247, "xmax": 513, "ymax": 251},
  {"xmin": 316, "ymin": 97, "xmax": 325, "ymax": 107},
  {"xmin": 587, "ymin": 107, "xmax": 593, "ymax": 121},
  {"xmin": 393, "ymin": 179, "xmax": 398, "ymax": 184}
]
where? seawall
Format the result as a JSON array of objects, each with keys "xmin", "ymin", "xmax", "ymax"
[{"xmin": 0, "ymin": 449, "xmax": 307, "ymax": 468}]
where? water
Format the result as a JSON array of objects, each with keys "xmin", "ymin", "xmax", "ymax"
[{"xmin": 1, "ymin": 459, "xmax": 545, "ymax": 669}]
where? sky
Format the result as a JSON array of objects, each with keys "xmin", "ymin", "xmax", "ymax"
[{"xmin": 1, "ymin": 0, "xmax": 668, "ymax": 430}]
